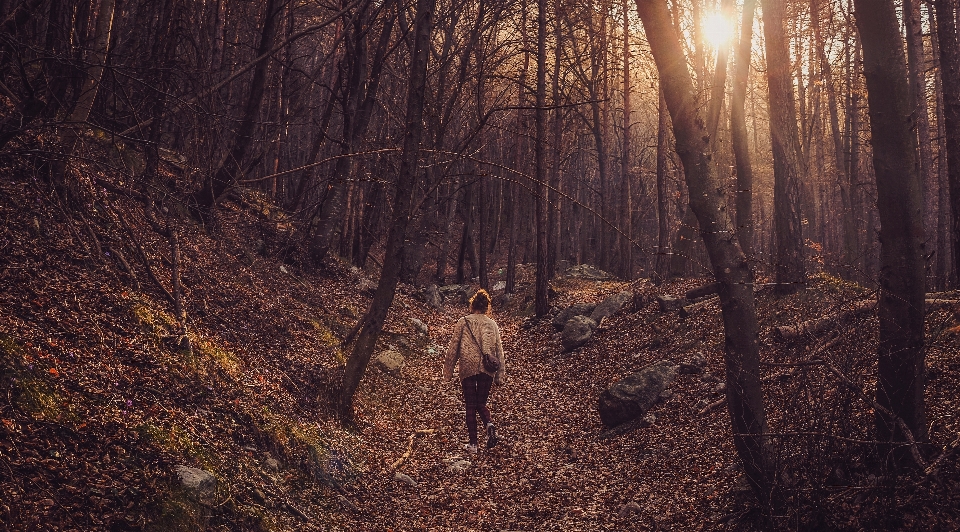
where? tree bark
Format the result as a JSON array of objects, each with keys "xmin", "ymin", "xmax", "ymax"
[
  {"xmin": 535, "ymin": 0, "xmax": 550, "ymax": 316},
  {"xmin": 853, "ymin": 0, "xmax": 928, "ymax": 454},
  {"xmin": 338, "ymin": 0, "xmax": 434, "ymax": 420},
  {"xmin": 761, "ymin": 0, "xmax": 806, "ymax": 292},
  {"xmin": 655, "ymin": 89, "xmax": 671, "ymax": 280},
  {"xmin": 193, "ymin": 0, "xmax": 280, "ymax": 221},
  {"xmin": 635, "ymin": 0, "xmax": 774, "ymax": 506},
  {"xmin": 731, "ymin": 0, "xmax": 757, "ymax": 258},
  {"xmin": 619, "ymin": 0, "xmax": 633, "ymax": 279},
  {"xmin": 934, "ymin": 0, "xmax": 960, "ymax": 286}
]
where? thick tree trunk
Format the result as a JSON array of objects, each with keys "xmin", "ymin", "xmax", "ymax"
[
  {"xmin": 731, "ymin": 0, "xmax": 757, "ymax": 258},
  {"xmin": 934, "ymin": 0, "xmax": 960, "ymax": 286},
  {"xmin": 338, "ymin": 0, "xmax": 434, "ymax": 420},
  {"xmin": 761, "ymin": 0, "xmax": 806, "ymax": 292},
  {"xmin": 930, "ymin": 5, "xmax": 954, "ymax": 286},
  {"xmin": 853, "ymin": 0, "xmax": 928, "ymax": 458},
  {"xmin": 635, "ymin": 0, "xmax": 774, "ymax": 506}
]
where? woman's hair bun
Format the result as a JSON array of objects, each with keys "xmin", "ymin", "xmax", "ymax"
[{"xmin": 469, "ymin": 289, "xmax": 491, "ymax": 312}]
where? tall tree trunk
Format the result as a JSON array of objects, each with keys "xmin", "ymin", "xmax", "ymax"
[
  {"xmin": 535, "ymin": 0, "xmax": 549, "ymax": 316},
  {"xmin": 635, "ymin": 0, "xmax": 774, "ymax": 506},
  {"xmin": 761, "ymin": 0, "xmax": 806, "ymax": 292},
  {"xmin": 338, "ymin": 0, "xmax": 434, "ymax": 420},
  {"xmin": 655, "ymin": 89, "xmax": 671, "ymax": 280},
  {"xmin": 52, "ymin": 0, "xmax": 116, "ymax": 203},
  {"xmin": 905, "ymin": 0, "xmax": 937, "ymax": 287},
  {"xmin": 934, "ymin": 0, "xmax": 960, "ymax": 286},
  {"xmin": 549, "ymin": 0, "xmax": 563, "ymax": 280},
  {"xmin": 931, "ymin": 3, "xmax": 954, "ymax": 286},
  {"xmin": 620, "ymin": 0, "xmax": 633, "ymax": 279},
  {"xmin": 731, "ymin": 0, "xmax": 757, "ymax": 258},
  {"xmin": 852, "ymin": 0, "xmax": 928, "ymax": 457},
  {"xmin": 193, "ymin": 0, "xmax": 280, "ymax": 220}
]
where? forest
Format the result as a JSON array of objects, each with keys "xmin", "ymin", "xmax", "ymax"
[{"xmin": 2, "ymin": 0, "xmax": 960, "ymax": 529}]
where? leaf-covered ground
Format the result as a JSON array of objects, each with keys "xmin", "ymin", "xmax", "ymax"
[{"xmin": 2, "ymin": 171, "xmax": 960, "ymax": 531}]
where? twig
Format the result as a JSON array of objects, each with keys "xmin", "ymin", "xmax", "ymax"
[
  {"xmin": 389, "ymin": 429, "xmax": 436, "ymax": 471},
  {"xmin": 817, "ymin": 358, "xmax": 929, "ymax": 471},
  {"xmin": 923, "ymin": 433, "xmax": 960, "ymax": 476}
]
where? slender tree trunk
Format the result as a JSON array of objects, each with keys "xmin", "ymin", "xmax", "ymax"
[
  {"xmin": 853, "ymin": 0, "xmax": 928, "ymax": 457},
  {"xmin": 620, "ymin": 0, "xmax": 633, "ymax": 279},
  {"xmin": 655, "ymin": 89, "xmax": 671, "ymax": 280},
  {"xmin": 761, "ymin": 0, "xmax": 806, "ymax": 292},
  {"xmin": 338, "ymin": 0, "xmax": 434, "ymax": 420},
  {"xmin": 935, "ymin": 0, "xmax": 960, "ymax": 286},
  {"xmin": 52, "ymin": 0, "xmax": 116, "ymax": 203},
  {"xmin": 549, "ymin": 0, "xmax": 563, "ymax": 280},
  {"xmin": 731, "ymin": 0, "xmax": 757, "ymax": 258},
  {"xmin": 193, "ymin": 0, "xmax": 280, "ymax": 220},
  {"xmin": 635, "ymin": 0, "xmax": 774, "ymax": 506},
  {"xmin": 931, "ymin": 4, "xmax": 954, "ymax": 286},
  {"xmin": 905, "ymin": 0, "xmax": 937, "ymax": 287},
  {"xmin": 535, "ymin": 0, "xmax": 549, "ymax": 316}
]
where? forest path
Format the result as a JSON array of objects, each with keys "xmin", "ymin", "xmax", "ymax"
[{"xmin": 356, "ymin": 279, "xmax": 734, "ymax": 531}]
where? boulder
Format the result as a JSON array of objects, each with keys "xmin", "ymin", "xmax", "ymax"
[
  {"xmin": 590, "ymin": 291, "xmax": 633, "ymax": 323},
  {"xmin": 618, "ymin": 501, "xmax": 643, "ymax": 517},
  {"xmin": 410, "ymin": 317, "xmax": 429, "ymax": 336},
  {"xmin": 598, "ymin": 360, "xmax": 678, "ymax": 428},
  {"xmin": 561, "ymin": 315, "xmax": 598, "ymax": 351},
  {"xmin": 174, "ymin": 465, "xmax": 217, "ymax": 500},
  {"xmin": 492, "ymin": 280, "xmax": 506, "ymax": 292},
  {"xmin": 678, "ymin": 352, "xmax": 707, "ymax": 374},
  {"xmin": 564, "ymin": 264, "xmax": 615, "ymax": 281},
  {"xmin": 552, "ymin": 303, "xmax": 597, "ymax": 331},
  {"xmin": 374, "ymin": 349, "xmax": 405, "ymax": 375},
  {"xmin": 439, "ymin": 284, "xmax": 473, "ymax": 306},
  {"xmin": 656, "ymin": 294, "xmax": 686, "ymax": 312},
  {"xmin": 422, "ymin": 284, "xmax": 442, "ymax": 308}
]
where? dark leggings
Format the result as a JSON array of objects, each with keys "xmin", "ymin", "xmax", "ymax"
[{"xmin": 461, "ymin": 373, "xmax": 493, "ymax": 445}]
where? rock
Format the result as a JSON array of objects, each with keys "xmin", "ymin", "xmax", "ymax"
[
  {"xmin": 632, "ymin": 291, "xmax": 649, "ymax": 311},
  {"xmin": 493, "ymin": 280, "xmax": 506, "ymax": 292},
  {"xmin": 410, "ymin": 317, "xmax": 429, "ymax": 336},
  {"xmin": 250, "ymin": 488, "xmax": 267, "ymax": 505},
  {"xmin": 679, "ymin": 353, "xmax": 707, "ymax": 374},
  {"xmin": 701, "ymin": 371, "xmax": 720, "ymax": 384},
  {"xmin": 439, "ymin": 284, "xmax": 473, "ymax": 305},
  {"xmin": 552, "ymin": 303, "xmax": 597, "ymax": 331},
  {"xmin": 445, "ymin": 459, "xmax": 472, "ymax": 473},
  {"xmin": 590, "ymin": 291, "xmax": 633, "ymax": 323},
  {"xmin": 561, "ymin": 315, "xmax": 598, "ymax": 351},
  {"xmin": 564, "ymin": 264, "xmax": 615, "ymax": 280},
  {"xmin": 619, "ymin": 501, "xmax": 644, "ymax": 517},
  {"xmin": 394, "ymin": 472, "xmax": 418, "ymax": 488},
  {"xmin": 657, "ymin": 295, "xmax": 686, "ymax": 312},
  {"xmin": 374, "ymin": 350, "xmax": 405, "ymax": 375},
  {"xmin": 174, "ymin": 465, "xmax": 217, "ymax": 500},
  {"xmin": 422, "ymin": 284, "xmax": 442, "ymax": 308},
  {"xmin": 713, "ymin": 383, "xmax": 726, "ymax": 394},
  {"xmin": 598, "ymin": 360, "xmax": 678, "ymax": 428},
  {"xmin": 263, "ymin": 456, "xmax": 280, "ymax": 473},
  {"xmin": 659, "ymin": 388, "xmax": 674, "ymax": 400}
]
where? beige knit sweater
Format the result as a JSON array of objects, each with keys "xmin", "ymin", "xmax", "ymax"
[{"xmin": 443, "ymin": 313, "xmax": 506, "ymax": 384}]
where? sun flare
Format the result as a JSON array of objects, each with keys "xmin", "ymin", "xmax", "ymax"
[{"xmin": 702, "ymin": 12, "xmax": 735, "ymax": 49}]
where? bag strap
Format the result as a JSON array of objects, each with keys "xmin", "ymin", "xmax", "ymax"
[{"xmin": 462, "ymin": 318, "xmax": 483, "ymax": 353}]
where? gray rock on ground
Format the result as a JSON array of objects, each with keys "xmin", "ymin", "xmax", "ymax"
[
  {"xmin": 375, "ymin": 349, "xmax": 405, "ymax": 375},
  {"xmin": 598, "ymin": 360, "xmax": 678, "ymax": 428},
  {"xmin": 561, "ymin": 315, "xmax": 598, "ymax": 351},
  {"xmin": 590, "ymin": 291, "xmax": 633, "ymax": 323},
  {"xmin": 657, "ymin": 295, "xmax": 686, "ymax": 312},
  {"xmin": 410, "ymin": 317, "xmax": 429, "ymax": 336},
  {"xmin": 422, "ymin": 284, "xmax": 442, "ymax": 308},
  {"xmin": 679, "ymin": 352, "xmax": 708, "ymax": 374},
  {"xmin": 564, "ymin": 264, "xmax": 615, "ymax": 281},
  {"xmin": 394, "ymin": 472, "xmax": 418, "ymax": 488},
  {"xmin": 174, "ymin": 465, "xmax": 217, "ymax": 500},
  {"xmin": 552, "ymin": 303, "xmax": 597, "ymax": 331},
  {"xmin": 619, "ymin": 500, "xmax": 644, "ymax": 517}
]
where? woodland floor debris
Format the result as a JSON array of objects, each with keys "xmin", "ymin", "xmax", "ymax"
[{"xmin": 2, "ymin": 176, "xmax": 960, "ymax": 531}]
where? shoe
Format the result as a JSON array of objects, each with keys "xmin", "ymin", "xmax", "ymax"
[
  {"xmin": 463, "ymin": 443, "xmax": 478, "ymax": 454},
  {"xmin": 486, "ymin": 424, "xmax": 498, "ymax": 449}
]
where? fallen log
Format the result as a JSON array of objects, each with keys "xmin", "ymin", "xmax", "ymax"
[
  {"xmin": 685, "ymin": 282, "xmax": 720, "ymax": 301},
  {"xmin": 772, "ymin": 298, "xmax": 959, "ymax": 342},
  {"xmin": 389, "ymin": 429, "xmax": 436, "ymax": 471},
  {"xmin": 679, "ymin": 295, "xmax": 719, "ymax": 319}
]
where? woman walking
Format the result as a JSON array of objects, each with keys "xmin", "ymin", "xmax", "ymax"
[{"xmin": 443, "ymin": 289, "xmax": 505, "ymax": 453}]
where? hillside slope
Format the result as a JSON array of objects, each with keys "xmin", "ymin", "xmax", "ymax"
[{"xmin": 2, "ymin": 171, "xmax": 960, "ymax": 531}]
